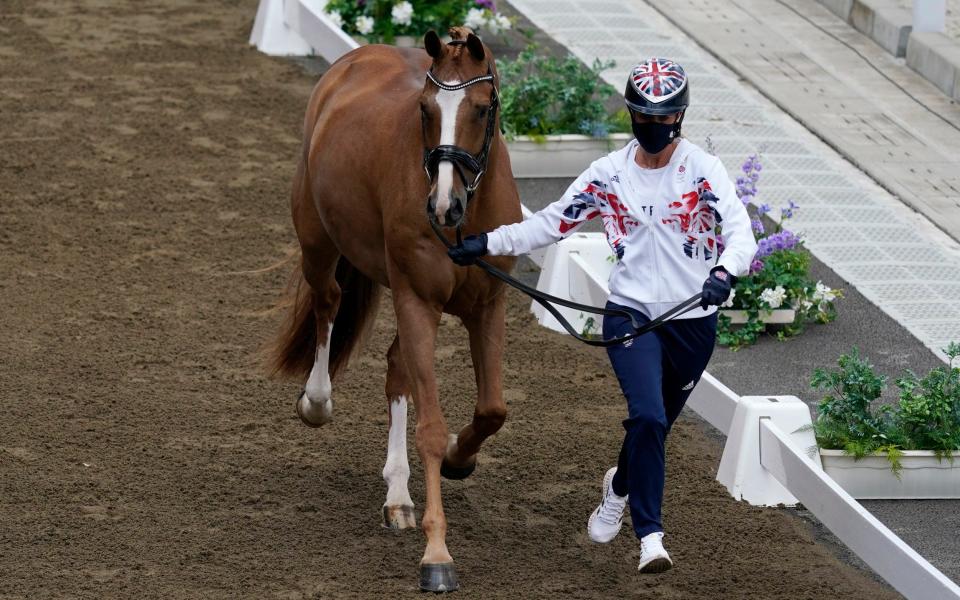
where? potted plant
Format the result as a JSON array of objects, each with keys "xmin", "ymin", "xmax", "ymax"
[
  {"xmin": 323, "ymin": 0, "xmax": 512, "ymax": 46},
  {"xmin": 496, "ymin": 45, "xmax": 632, "ymax": 178},
  {"xmin": 812, "ymin": 345, "xmax": 960, "ymax": 499},
  {"xmin": 717, "ymin": 154, "xmax": 841, "ymax": 349}
]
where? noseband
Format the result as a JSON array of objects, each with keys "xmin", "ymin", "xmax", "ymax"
[{"xmin": 422, "ymin": 46, "xmax": 500, "ymax": 201}]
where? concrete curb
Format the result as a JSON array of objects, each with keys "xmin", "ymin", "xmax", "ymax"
[
  {"xmin": 907, "ymin": 30, "xmax": 960, "ymax": 98},
  {"xmin": 819, "ymin": 0, "xmax": 913, "ymax": 57},
  {"xmin": 818, "ymin": 0, "xmax": 960, "ymax": 101}
]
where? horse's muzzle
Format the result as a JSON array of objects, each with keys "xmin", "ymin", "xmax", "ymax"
[{"xmin": 426, "ymin": 195, "xmax": 466, "ymax": 227}]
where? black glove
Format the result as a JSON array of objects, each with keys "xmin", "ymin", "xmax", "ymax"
[
  {"xmin": 701, "ymin": 266, "xmax": 736, "ymax": 309},
  {"xmin": 447, "ymin": 233, "xmax": 488, "ymax": 266}
]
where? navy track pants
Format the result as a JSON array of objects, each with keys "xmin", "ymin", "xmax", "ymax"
[{"xmin": 603, "ymin": 301, "xmax": 718, "ymax": 539}]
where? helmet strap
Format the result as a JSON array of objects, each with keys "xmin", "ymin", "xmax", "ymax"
[{"xmin": 672, "ymin": 110, "xmax": 685, "ymax": 139}]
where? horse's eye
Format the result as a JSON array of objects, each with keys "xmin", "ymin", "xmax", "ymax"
[{"xmin": 476, "ymin": 106, "xmax": 488, "ymax": 119}]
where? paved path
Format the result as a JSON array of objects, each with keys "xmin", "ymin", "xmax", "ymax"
[{"xmin": 508, "ymin": 0, "xmax": 960, "ymax": 363}]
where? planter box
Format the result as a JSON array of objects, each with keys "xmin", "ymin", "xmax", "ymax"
[
  {"xmin": 820, "ymin": 449, "xmax": 960, "ymax": 499},
  {"xmin": 719, "ymin": 309, "xmax": 796, "ymax": 325},
  {"xmin": 507, "ymin": 133, "xmax": 632, "ymax": 178}
]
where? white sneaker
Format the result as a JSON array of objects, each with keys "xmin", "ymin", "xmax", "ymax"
[
  {"xmin": 587, "ymin": 467, "xmax": 627, "ymax": 543},
  {"xmin": 638, "ymin": 531, "xmax": 673, "ymax": 574}
]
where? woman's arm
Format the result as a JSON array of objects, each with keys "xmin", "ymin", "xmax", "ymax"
[
  {"xmin": 708, "ymin": 159, "xmax": 759, "ymax": 277},
  {"xmin": 486, "ymin": 166, "xmax": 604, "ymax": 257}
]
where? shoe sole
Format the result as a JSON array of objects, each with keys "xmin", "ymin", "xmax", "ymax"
[
  {"xmin": 639, "ymin": 557, "xmax": 673, "ymax": 574},
  {"xmin": 587, "ymin": 468, "xmax": 621, "ymax": 544}
]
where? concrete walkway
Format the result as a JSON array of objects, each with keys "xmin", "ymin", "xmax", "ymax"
[{"xmin": 508, "ymin": 0, "xmax": 960, "ymax": 363}]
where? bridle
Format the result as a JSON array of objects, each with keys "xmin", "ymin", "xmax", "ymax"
[
  {"xmin": 422, "ymin": 40, "xmax": 500, "ymax": 202},
  {"xmin": 423, "ymin": 44, "xmax": 702, "ymax": 346}
]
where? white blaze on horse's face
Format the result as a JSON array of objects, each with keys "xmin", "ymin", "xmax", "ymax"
[{"xmin": 433, "ymin": 83, "xmax": 466, "ymax": 225}]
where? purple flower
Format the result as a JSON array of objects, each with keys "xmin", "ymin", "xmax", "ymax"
[
  {"xmin": 751, "ymin": 219, "xmax": 765, "ymax": 235},
  {"xmin": 754, "ymin": 230, "xmax": 802, "ymax": 259},
  {"xmin": 475, "ymin": 0, "xmax": 497, "ymax": 8},
  {"xmin": 757, "ymin": 203, "xmax": 771, "ymax": 216},
  {"xmin": 781, "ymin": 207, "xmax": 794, "ymax": 220},
  {"xmin": 749, "ymin": 259, "xmax": 764, "ymax": 274}
]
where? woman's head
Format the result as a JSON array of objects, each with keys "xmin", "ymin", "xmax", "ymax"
[{"xmin": 624, "ymin": 58, "xmax": 689, "ymax": 154}]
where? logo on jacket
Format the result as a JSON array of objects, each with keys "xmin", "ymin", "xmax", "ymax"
[
  {"xmin": 662, "ymin": 177, "xmax": 722, "ymax": 261},
  {"xmin": 559, "ymin": 180, "xmax": 637, "ymax": 260}
]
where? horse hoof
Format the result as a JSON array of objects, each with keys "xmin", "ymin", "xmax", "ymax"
[
  {"xmin": 440, "ymin": 458, "xmax": 476, "ymax": 481},
  {"xmin": 419, "ymin": 562, "xmax": 459, "ymax": 593},
  {"xmin": 382, "ymin": 504, "xmax": 417, "ymax": 530},
  {"xmin": 295, "ymin": 389, "xmax": 332, "ymax": 428}
]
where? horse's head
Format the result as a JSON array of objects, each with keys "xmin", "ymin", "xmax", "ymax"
[{"xmin": 421, "ymin": 27, "xmax": 499, "ymax": 228}]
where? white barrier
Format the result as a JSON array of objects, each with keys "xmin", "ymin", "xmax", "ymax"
[
  {"xmin": 761, "ymin": 420, "xmax": 960, "ymax": 600},
  {"xmin": 250, "ymin": 0, "xmax": 358, "ymax": 62}
]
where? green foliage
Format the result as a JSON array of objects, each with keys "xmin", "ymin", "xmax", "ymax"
[
  {"xmin": 324, "ymin": 0, "xmax": 474, "ymax": 43},
  {"xmin": 810, "ymin": 345, "xmax": 960, "ymax": 475},
  {"xmin": 496, "ymin": 46, "xmax": 631, "ymax": 140},
  {"xmin": 717, "ymin": 248, "xmax": 841, "ymax": 350}
]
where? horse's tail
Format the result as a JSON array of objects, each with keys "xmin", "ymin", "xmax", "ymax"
[
  {"xmin": 268, "ymin": 255, "xmax": 380, "ymax": 381},
  {"xmin": 328, "ymin": 257, "xmax": 380, "ymax": 379}
]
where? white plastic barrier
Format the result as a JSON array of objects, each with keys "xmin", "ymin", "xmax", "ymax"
[
  {"xmin": 250, "ymin": 0, "xmax": 358, "ymax": 61},
  {"xmin": 761, "ymin": 420, "xmax": 960, "ymax": 600}
]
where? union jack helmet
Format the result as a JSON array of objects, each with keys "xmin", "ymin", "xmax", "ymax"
[{"xmin": 624, "ymin": 57, "xmax": 689, "ymax": 116}]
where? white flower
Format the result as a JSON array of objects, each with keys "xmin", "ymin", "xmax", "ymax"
[
  {"xmin": 800, "ymin": 299, "xmax": 813, "ymax": 311},
  {"xmin": 760, "ymin": 285, "xmax": 786, "ymax": 309},
  {"xmin": 355, "ymin": 15, "xmax": 375, "ymax": 35},
  {"xmin": 496, "ymin": 14, "xmax": 512, "ymax": 31},
  {"xmin": 391, "ymin": 1, "xmax": 414, "ymax": 27},
  {"xmin": 464, "ymin": 7, "xmax": 486, "ymax": 30},
  {"xmin": 327, "ymin": 10, "xmax": 343, "ymax": 29},
  {"xmin": 812, "ymin": 281, "xmax": 836, "ymax": 303},
  {"xmin": 721, "ymin": 288, "xmax": 736, "ymax": 308}
]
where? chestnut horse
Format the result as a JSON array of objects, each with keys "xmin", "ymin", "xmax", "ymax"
[{"xmin": 270, "ymin": 28, "xmax": 520, "ymax": 591}]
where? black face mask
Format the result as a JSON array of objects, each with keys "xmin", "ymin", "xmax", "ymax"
[{"xmin": 632, "ymin": 121, "xmax": 678, "ymax": 155}]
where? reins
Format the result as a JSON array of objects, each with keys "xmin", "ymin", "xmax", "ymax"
[
  {"xmin": 423, "ymin": 41, "xmax": 703, "ymax": 347},
  {"xmin": 429, "ymin": 220, "xmax": 703, "ymax": 347}
]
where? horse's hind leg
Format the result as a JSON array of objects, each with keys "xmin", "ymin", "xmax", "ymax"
[
  {"xmin": 293, "ymin": 172, "xmax": 341, "ymax": 427},
  {"xmin": 442, "ymin": 298, "xmax": 507, "ymax": 479},
  {"xmin": 381, "ymin": 334, "xmax": 416, "ymax": 530}
]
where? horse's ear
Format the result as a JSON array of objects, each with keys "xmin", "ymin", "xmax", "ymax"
[
  {"xmin": 466, "ymin": 33, "xmax": 485, "ymax": 61},
  {"xmin": 424, "ymin": 30, "xmax": 443, "ymax": 59}
]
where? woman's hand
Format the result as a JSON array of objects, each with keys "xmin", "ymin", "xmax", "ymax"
[
  {"xmin": 700, "ymin": 266, "xmax": 735, "ymax": 309},
  {"xmin": 447, "ymin": 233, "xmax": 489, "ymax": 266}
]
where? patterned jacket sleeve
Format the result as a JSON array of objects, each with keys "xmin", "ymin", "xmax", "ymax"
[
  {"xmin": 486, "ymin": 166, "xmax": 603, "ymax": 256},
  {"xmin": 709, "ymin": 158, "xmax": 759, "ymax": 277}
]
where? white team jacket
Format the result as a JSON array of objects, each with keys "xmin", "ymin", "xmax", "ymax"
[{"xmin": 487, "ymin": 139, "xmax": 758, "ymax": 319}]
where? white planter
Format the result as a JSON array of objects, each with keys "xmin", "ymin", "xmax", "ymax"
[
  {"xmin": 506, "ymin": 133, "xmax": 632, "ymax": 178},
  {"xmin": 820, "ymin": 449, "xmax": 960, "ymax": 499},
  {"xmin": 719, "ymin": 309, "xmax": 796, "ymax": 325}
]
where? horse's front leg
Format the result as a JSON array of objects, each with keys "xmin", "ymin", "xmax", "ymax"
[
  {"xmin": 442, "ymin": 297, "xmax": 507, "ymax": 479},
  {"xmin": 392, "ymin": 287, "xmax": 458, "ymax": 592}
]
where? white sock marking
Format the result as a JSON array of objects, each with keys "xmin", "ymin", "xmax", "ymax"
[
  {"xmin": 305, "ymin": 322, "xmax": 333, "ymax": 402},
  {"xmin": 383, "ymin": 395, "xmax": 413, "ymax": 508}
]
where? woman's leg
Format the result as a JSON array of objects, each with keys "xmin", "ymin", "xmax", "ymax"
[
  {"xmin": 659, "ymin": 313, "xmax": 719, "ymax": 430},
  {"xmin": 603, "ymin": 305, "xmax": 668, "ymax": 539}
]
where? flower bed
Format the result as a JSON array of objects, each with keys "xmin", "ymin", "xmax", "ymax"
[
  {"xmin": 323, "ymin": 0, "xmax": 512, "ymax": 44},
  {"xmin": 809, "ymin": 345, "xmax": 960, "ymax": 497},
  {"xmin": 496, "ymin": 46, "xmax": 630, "ymax": 142},
  {"xmin": 717, "ymin": 154, "xmax": 841, "ymax": 349}
]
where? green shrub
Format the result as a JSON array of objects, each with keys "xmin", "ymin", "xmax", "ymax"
[
  {"xmin": 810, "ymin": 344, "xmax": 960, "ymax": 475},
  {"xmin": 496, "ymin": 46, "xmax": 631, "ymax": 140}
]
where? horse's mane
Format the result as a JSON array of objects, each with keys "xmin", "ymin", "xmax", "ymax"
[{"xmin": 446, "ymin": 26, "xmax": 476, "ymax": 57}]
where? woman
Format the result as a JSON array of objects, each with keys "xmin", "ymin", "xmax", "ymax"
[{"xmin": 448, "ymin": 58, "xmax": 757, "ymax": 573}]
